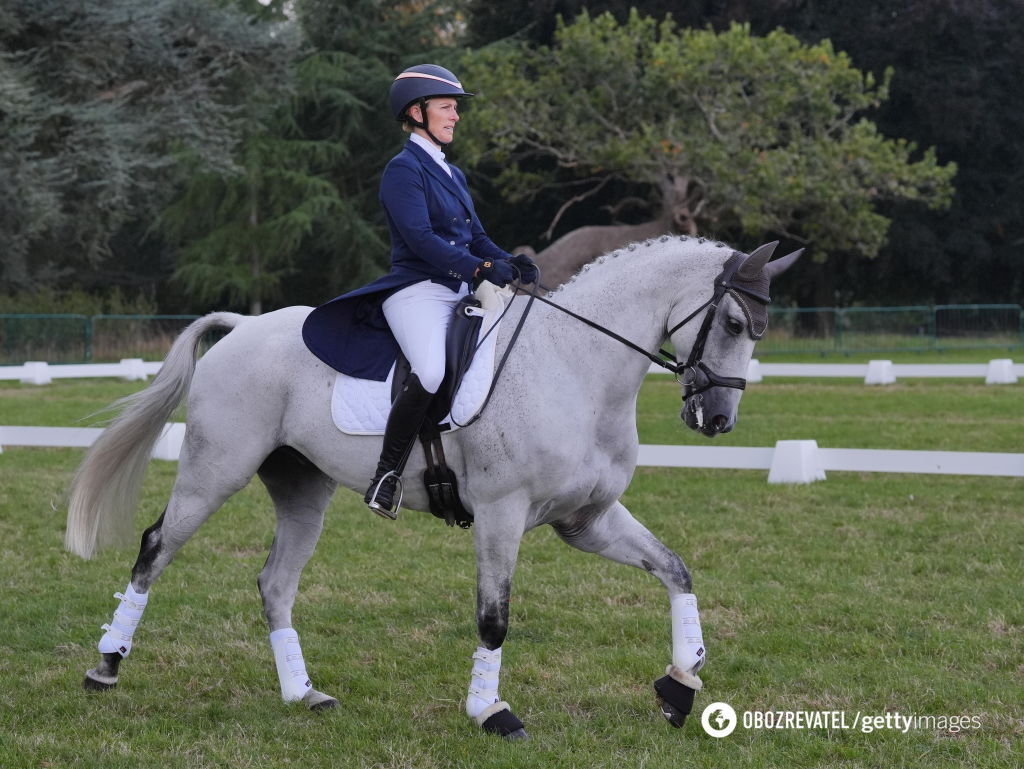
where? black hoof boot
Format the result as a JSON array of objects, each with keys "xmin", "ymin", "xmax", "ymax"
[
  {"xmin": 481, "ymin": 707, "xmax": 529, "ymax": 741},
  {"xmin": 654, "ymin": 674, "xmax": 697, "ymax": 728}
]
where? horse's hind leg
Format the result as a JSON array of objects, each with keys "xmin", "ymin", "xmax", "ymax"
[
  {"xmin": 256, "ymin": 447, "xmax": 338, "ymax": 711},
  {"xmin": 551, "ymin": 501, "xmax": 705, "ymax": 728},
  {"xmin": 83, "ymin": 436, "xmax": 269, "ymax": 691}
]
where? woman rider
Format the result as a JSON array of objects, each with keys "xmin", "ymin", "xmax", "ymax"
[{"xmin": 302, "ymin": 64, "xmax": 538, "ymax": 518}]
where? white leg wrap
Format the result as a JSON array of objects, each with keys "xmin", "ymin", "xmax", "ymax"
[
  {"xmin": 97, "ymin": 583, "xmax": 148, "ymax": 657},
  {"xmin": 269, "ymin": 628, "xmax": 313, "ymax": 702},
  {"xmin": 671, "ymin": 593, "xmax": 706, "ymax": 675},
  {"xmin": 465, "ymin": 646, "xmax": 502, "ymax": 720}
]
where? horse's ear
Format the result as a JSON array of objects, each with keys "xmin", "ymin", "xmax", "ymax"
[
  {"xmin": 764, "ymin": 248, "xmax": 804, "ymax": 280},
  {"xmin": 736, "ymin": 241, "xmax": 778, "ymax": 279}
]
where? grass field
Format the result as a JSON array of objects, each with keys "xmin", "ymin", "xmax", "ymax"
[{"xmin": 0, "ymin": 374, "xmax": 1021, "ymax": 768}]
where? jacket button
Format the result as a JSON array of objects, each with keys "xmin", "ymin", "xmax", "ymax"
[
  {"xmin": 465, "ymin": 218, "xmax": 471, "ymax": 224},
  {"xmin": 449, "ymin": 240, "xmax": 455, "ymax": 245}
]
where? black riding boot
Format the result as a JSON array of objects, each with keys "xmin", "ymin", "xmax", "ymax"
[{"xmin": 364, "ymin": 374, "xmax": 435, "ymax": 519}]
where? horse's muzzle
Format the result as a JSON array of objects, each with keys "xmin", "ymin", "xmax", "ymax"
[{"xmin": 680, "ymin": 395, "xmax": 735, "ymax": 437}]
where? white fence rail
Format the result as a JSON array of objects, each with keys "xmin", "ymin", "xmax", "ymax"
[
  {"xmin": 0, "ymin": 359, "xmax": 160, "ymax": 384},
  {"xmin": 2, "ymin": 427, "xmax": 1021, "ymax": 482},
  {"xmin": 638, "ymin": 442, "xmax": 1024, "ymax": 482},
  {"xmin": 1, "ymin": 358, "xmax": 1021, "ymax": 385},
  {"xmin": 0, "ymin": 423, "xmax": 186, "ymax": 460},
  {"xmin": 648, "ymin": 358, "xmax": 1021, "ymax": 384}
]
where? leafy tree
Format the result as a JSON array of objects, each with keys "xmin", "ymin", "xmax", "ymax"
[
  {"xmin": 464, "ymin": 0, "xmax": 1023, "ymax": 305},
  {"xmin": 458, "ymin": 11, "xmax": 955, "ymax": 298},
  {"xmin": 738, "ymin": 0, "xmax": 1024, "ymax": 304},
  {"xmin": 163, "ymin": 0, "xmax": 475, "ymax": 314},
  {"xmin": 0, "ymin": 0, "xmax": 298, "ymax": 296},
  {"xmin": 0, "ymin": 53, "xmax": 64, "ymax": 290},
  {"xmin": 460, "ymin": 12, "xmax": 954, "ymax": 260},
  {"xmin": 279, "ymin": 0, "xmax": 475, "ymax": 305},
  {"xmin": 159, "ymin": 128, "xmax": 352, "ymax": 315}
]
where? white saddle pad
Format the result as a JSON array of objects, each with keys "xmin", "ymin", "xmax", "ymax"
[{"xmin": 331, "ymin": 285, "xmax": 509, "ymax": 435}]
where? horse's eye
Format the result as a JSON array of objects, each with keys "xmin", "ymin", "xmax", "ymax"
[{"xmin": 725, "ymin": 317, "xmax": 744, "ymax": 336}]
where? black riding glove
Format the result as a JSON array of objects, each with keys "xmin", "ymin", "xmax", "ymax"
[
  {"xmin": 510, "ymin": 253, "xmax": 539, "ymax": 285},
  {"xmin": 475, "ymin": 258, "xmax": 516, "ymax": 288}
]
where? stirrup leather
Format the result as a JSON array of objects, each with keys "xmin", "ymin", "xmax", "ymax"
[{"xmin": 367, "ymin": 470, "xmax": 403, "ymax": 520}]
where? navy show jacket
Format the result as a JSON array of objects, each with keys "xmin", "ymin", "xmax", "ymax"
[{"xmin": 302, "ymin": 140, "xmax": 512, "ymax": 380}]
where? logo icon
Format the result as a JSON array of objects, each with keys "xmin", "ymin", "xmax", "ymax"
[{"xmin": 700, "ymin": 701, "xmax": 738, "ymax": 738}]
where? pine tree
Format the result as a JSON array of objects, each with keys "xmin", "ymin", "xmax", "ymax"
[{"xmin": 0, "ymin": 0, "xmax": 299, "ymax": 294}]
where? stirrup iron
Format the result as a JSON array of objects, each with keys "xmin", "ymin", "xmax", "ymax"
[{"xmin": 367, "ymin": 470, "xmax": 403, "ymax": 520}]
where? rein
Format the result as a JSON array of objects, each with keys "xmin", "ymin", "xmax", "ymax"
[
  {"xmin": 518, "ymin": 252, "xmax": 759, "ymax": 399},
  {"xmin": 464, "ymin": 252, "xmax": 762, "ymax": 424}
]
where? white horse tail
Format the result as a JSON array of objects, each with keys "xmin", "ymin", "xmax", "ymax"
[{"xmin": 65, "ymin": 312, "xmax": 248, "ymax": 559}]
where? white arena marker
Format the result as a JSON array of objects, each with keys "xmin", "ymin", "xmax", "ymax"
[
  {"xmin": 19, "ymin": 361, "xmax": 52, "ymax": 385},
  {"xmin": 984, "ymin": 359, "xmax": 1017, "ymax": 385},
  {"xmin": 746, "ymin": 358, "xmax": 762, "ymax": 383},
  {"xmin": 151, "ymin": 422, "xmax": 186, "ymax": 461},
  {"xmin": 768, "ymin": 440, "xmax": 826, "ymax": 484},
  {"xmin": 119, "ymin": 358, "xmax": 149, "ymax": 382},
  {"xmin": 864, "ymin": 359, "xmax": 895, "ymax": 385}
]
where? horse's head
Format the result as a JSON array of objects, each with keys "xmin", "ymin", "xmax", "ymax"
[{"xmin": 670, "ymin": 241, "xmax": 802, "ymax": 437}]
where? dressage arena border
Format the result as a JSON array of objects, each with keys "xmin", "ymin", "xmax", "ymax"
[
  {"xmin": 3, "ymin": 357, "xmax": 1020, "ymax": 479},
  {"xmin": 1, "ymin": 357, "xmax": 1020, "ymax": 385},
  {"xmin": 2, "ymin": 424, "xmax": 1021, "ymax": 482}
]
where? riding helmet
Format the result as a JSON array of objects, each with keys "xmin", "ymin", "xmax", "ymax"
[{"xmin": 388, "ymin": 64, "xmax": 474, "ymax": 123}]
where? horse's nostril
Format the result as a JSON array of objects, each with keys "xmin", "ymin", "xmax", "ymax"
[{"xmin": 711, "ymin": 414, "xmax": 728, "ymax": 432}]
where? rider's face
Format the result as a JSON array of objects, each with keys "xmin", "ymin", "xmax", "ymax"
[{"xmin": 410, "ymin": 98, "xmax": 459, "ymax": 146}]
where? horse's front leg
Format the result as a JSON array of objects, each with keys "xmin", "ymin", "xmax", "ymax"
[
  {"xmin": 552, "ymin": 500, "xmax": 705, "ymax": 728},
  {"xmin": 466, "ymin": 507, "xmax": 529, "ymax": 740}
]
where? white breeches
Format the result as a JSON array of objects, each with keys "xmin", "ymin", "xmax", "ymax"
[{"xmin": 383, "ymin": 280, "xmax": 468, "ymax": 394}]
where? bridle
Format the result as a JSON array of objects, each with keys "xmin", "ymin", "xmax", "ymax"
[{"xmin": 518, "ymin": 252, "xmax": 769, "ymax": 401}]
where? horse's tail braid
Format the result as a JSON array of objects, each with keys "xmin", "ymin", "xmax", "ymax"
[{"xmin": 64, "ymin": 312, "xmax": 247, "ymax": 559}]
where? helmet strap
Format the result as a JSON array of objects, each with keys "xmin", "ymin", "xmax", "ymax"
[{"xmin": 407, "ymin": 98, "xmax": 450, "ymax": 148}]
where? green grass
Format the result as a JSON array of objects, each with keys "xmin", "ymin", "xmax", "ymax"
[{"xmin": 1, "ymin": 377, "xmax": 1022, "ymax": 768}]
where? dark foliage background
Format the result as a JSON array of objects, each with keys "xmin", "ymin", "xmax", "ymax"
[{"xmin": 2, "ymin": 0, "xmax": 1020, "ymax": 312}]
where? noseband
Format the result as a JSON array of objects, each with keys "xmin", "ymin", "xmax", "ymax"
[{"xmin": 523, "ymin": 252, "xmax": 769, "ymax": 401}]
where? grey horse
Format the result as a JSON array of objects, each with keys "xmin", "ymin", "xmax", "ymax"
[{"xmin": 65, "ymin": 235, "xmax": 799, "ymax": 739}]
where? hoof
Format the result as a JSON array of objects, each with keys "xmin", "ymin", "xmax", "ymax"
[
  {"xmin": 654, "ymin": 674, "xmax": 696, "ymax": 728},
  {"xmin": 657, "ymin": 697, "xmax": 688, "ymax": 728},
  {"xmin": 481, "ymin": 705, "xmax": 528, "ymax": 740},
  {"xmin": 302, "ymin": 688, "xmax": 339, "ymax": 712},
  {"xmin": 83, "ymin": 668, "xmax": 118, "ymax": 691}
]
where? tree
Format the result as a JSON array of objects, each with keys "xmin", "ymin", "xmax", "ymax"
[
  {"xmin": 738, "ymin": 0, "xmax": 1024, "ymax": 304},
  {"xmin": 280, "ymin": 0, "xmax": 475, "ymax": 304},
  {"xmin": 0, "ymin": 52, "xmax": 65, "ymax": 290},
  {"xmin": 0, "ymin": 0, "xmax": 299, "ymax": 296},
  {"xmin": 163, "ymin": 0, "xmax": 475, "ymax": 313},
  {"xmin": 458, "ymin": 11, "xmax": 955, "ymax": 294},
  {"xmin": 463, "ymin": 0, "xmax": 1024, "ymax": 305},
  {"xmin": 159, "ymin": 128, "xmax": 353, "ymax": 315}
]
